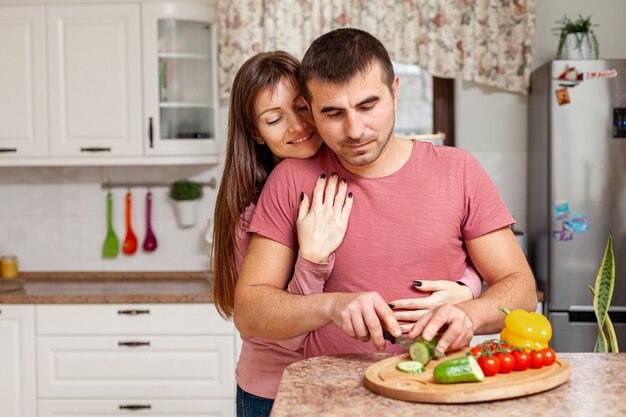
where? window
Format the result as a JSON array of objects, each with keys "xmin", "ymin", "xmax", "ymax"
[{"xmin": 393, "ymin": 62, "xmax": 455, "ymax": 146}]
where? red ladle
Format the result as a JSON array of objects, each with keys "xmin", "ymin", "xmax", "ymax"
[
  {"xmin": 122, "ymin": 192, "xmax": 137, "ymax": 255},
  {"xmin": 143, "ymin": 191, "xmax": 158, "ymax": 252}
]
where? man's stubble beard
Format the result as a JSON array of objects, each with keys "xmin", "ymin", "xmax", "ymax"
[{"xmin": 335, "ymin": 119, "xmax": 395, "ymax": 168}]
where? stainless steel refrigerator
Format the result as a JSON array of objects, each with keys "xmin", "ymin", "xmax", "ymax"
[{"xmin": 528, "ymin": 60, "xmax": 626, "ymax": 352}]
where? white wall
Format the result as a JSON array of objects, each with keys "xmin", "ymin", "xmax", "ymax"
[
  {"xmin": 456, "ymin": 0, "xmax": 626, "ymax": 232},
  {"xmin": 0, "ymin": 164, "xmax": 222, "ymax": 271}
]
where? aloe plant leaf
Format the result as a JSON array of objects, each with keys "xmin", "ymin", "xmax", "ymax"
[
  {"xmin": 605, "ymin": 314, "xmax": 619, "ymax": 352},
  {"xmin": 595, "ymin": 322, "xmax": 608, "ymax": 353},
  {"xmin": 593, "ymin": 234, "xmax": 615, "ymax": 330}
]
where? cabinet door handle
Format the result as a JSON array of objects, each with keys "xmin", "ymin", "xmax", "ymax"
[
  {"xmin": 80, "ymin": 147, "xmax": 111, "ymax": 152},
  {"xmin": 118, "ymin": 341, "xmax": 151, "ymax": 347},
  {"xmin": 148, "ymin": 117, "xmax": 154, "ymax": 148},
  {"xmin": 0, "ymin": 148, "xmax": 17, "ymax": 153},
  {"xmin": 117, "ymin": 309, "xmax": 150, "ymax": 315},
  {"xmin": 119, "ymin": 404, "xmax": 151, "ymax": 411}
]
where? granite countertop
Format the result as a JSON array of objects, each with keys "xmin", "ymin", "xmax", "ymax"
[
  {"xmin": 0, "ymin": 272, "xmax": 213, "ymax": 304},
  {"xmin": 272, "ymin": 352, "xmax": 625, "ymax": 417}
]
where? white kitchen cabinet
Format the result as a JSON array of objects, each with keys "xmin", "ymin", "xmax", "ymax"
[
  {"xmin": 0, "ymin": 305, "xmax": 37, "ymax": 417},
  {"xmin": 38, "ymin": 399, "xmax": 233, "ymax": 417},
  {"xmin": 37, "ymin": 336, "xmax": 234, "ymax": 398},
  {"xmin": 0, "ymin": 0, "xmax": 220, "ymax": 167},
  {"xmin": 142, "ymin": 2, "xmax": 220, "ymax": 157},
  {"xmin": 46, "ymin": 4, "xmax": 143, "ymax": 157},
  {"xmin": 35, "ymin": 304, "xmax": 236, "ymax": 417},
  {"xmin": 0, "ymin": 6, "xmax": 48, "ymax": 157}
]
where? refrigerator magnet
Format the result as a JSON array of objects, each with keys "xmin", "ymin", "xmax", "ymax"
[
  {"xmin": 554, "ymin": 200, "xmax": 570, "ymax": 220},
  {"xmin": 570, "ymin": 213, "xmax": 589, "ymax": 233},
  {"xmin": 552, "ymin": 229, "xmax": 574, "ymax": 241},
  {"xmin": 555, "ymin": 88, "xmax": 570, "ymax": 106}
]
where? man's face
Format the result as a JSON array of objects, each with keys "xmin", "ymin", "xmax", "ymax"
[{"xmin": 306, "ymin": 62, "xmax": 399, "ymax": 171}]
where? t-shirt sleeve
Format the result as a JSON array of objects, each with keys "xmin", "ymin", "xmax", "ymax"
[
  {"xmin": 248, "ymin": 163, "xmax": 299, "ymax": 249},
  {"xmin": 461, "ymin": 152, "xmax": 515, "ymax": 240},
  {"xmin": 456, "ymin": 262, "xmax": 483, "ymax": 299},
  {"xmin": 286, "ymin": 253, "xmax": 335, "ymax": 295}
]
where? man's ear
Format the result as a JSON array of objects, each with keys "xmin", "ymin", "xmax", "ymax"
[{"xmin": 391, "ymin": 75, "xmax": 400, "ymax": 112}]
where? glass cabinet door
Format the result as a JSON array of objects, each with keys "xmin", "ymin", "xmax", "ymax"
[
  {"xmin": 158, "ymin": 20, "xmax": 213, "ymax": 140},
  {"xmin": 143, "ymin": 3, "xmax": 218, "ymax": 158}
]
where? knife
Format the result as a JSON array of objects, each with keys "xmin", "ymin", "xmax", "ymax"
[{"xmin": 382, "ymin": 330, "xmax": 417, "ymax": 348}]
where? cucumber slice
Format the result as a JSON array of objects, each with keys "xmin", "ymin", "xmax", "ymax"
[
  {"xmin": 409, "ymin": 341, "xmax": 432, "ymax": 365},
  {"xmin": 433, "ymin": 355, "xmax": 485, "ymax": 384},
  {"xmin": 396, "ymin": 360, "xmax": 425, "ymax": 374}
]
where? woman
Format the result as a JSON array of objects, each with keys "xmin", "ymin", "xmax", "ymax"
[{"xmin": 212, "ymin": 51, "xmax": 482, "ymax": 417}]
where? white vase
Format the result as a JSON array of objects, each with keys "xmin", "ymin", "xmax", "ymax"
[
  {"xmin": 175, "ymin": 200, "xmax": 199, "ymax": 227},
  {"xmin": 563, "ymin": 33, "xmax": 593, "ymax": 60}
]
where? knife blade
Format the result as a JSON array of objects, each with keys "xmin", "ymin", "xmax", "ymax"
[{"xmin": 382, "ymin": 330, "xmax": 416, "ymax": 348}]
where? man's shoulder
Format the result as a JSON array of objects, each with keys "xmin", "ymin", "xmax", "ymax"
[
  {"xmin": 414, "ymin": 141, "xmax": 470, "ymax": 166},
  {"xmin": 271, "ymin": 145, "xmax": 333, "ymax": 177}
]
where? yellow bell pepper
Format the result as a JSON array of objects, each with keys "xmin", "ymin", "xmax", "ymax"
[{"xmin": 499, "ymin": 306, "xmax": 552, "ymax": 351}]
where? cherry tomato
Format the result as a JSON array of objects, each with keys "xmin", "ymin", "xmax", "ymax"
[
  {"xmin": 511, "ymin": 350, "xmax": 530, "ymax": 371},
  {"xmin": 470, "ymin": 346, "xmax": 485, "ymax": 357},
  {"xmin": 542, "ymin": 348, "xmax": 557, "ymax": 366},
  {"xmin": 477, "ymin": 355, "xmax": 500, "ymax": 376},
  {"xmin": 496, "ymin": 352, "xmax": 515, "ymax": 374},
  {"xmin": 530, "ymin": 350, "xmax": 545, "ymax": 369}
]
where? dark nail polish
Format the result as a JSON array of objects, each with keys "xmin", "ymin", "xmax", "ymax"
[
  {"xmin": 413, "ymin": 280, "xmax": 422, "ymax": 287},
  {"xmin": 300, "ymin": 192, "xmax": 304, "ymax": 201},
  {"xmin": 348, "ymin": 192, "xmax": 353, "ymax": 198},
  {"xmin": 341, "ymin": 177, "xmax": 347, "ymax": 184},
  {"xmin": 320, "ymin": 173, "xmax": 326, "ymax": 179},
  {"xmin": 388, "ymin": 303, "xmax": 395, "ymax": 309},
  {"xmin": 331, "ymin": 172, "xmax": 338, "ymax": 177}
]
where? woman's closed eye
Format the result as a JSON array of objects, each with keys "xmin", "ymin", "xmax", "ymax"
[{"xmin": 266, "ymin": 116, "xmax": 283, "ymax": 126}]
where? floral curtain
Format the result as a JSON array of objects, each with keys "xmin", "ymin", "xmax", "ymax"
[{"xmin": 217, "ymin": 0, "xmax": 536, "ymax": 98}]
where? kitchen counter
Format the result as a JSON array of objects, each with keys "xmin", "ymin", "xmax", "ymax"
[
  {"xmin": 0, "ymin": 272, "xmax": 212, "ymax": 304},
  {"xmin": 272, "ymin": 352, "xmax": 625, "ymax": 417}
]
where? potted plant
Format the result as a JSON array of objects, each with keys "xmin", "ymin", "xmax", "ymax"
[
  {"xmin": 169, "ymin": 179, "xmax": 203, "ymax": 227},
  {"xmin": 554, "ymin": 14, "xmax": 599, "ymax": 60},
  {"xmin": 589, "ymin": 234, "xmax": 618, "ymax": 352}
]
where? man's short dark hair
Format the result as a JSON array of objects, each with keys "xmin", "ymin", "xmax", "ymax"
[{"xmin": 299, "ymin": 28, "xmax": 395, "ymax": 103}]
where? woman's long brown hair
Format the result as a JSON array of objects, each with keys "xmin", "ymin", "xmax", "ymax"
[{"xmin": 212, "ymin": 51, "xmax": 301, "ymax": 319}]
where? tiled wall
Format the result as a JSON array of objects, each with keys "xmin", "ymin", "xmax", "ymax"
[{"xmin": 0, "ymin": 164, "xmax": 222, "ymax": 272}]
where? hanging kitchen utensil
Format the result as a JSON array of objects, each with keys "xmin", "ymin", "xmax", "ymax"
[
  {"xmin": 122, "ymin": 191, "xmax": 138, "ymax": 255},
  {"xmin": 143, "ymin": 191, "xmax": 158, "ymax": 252},
  {"xmin": 102, "ymin": 192, "xmax": 120, "ymax": 258}
]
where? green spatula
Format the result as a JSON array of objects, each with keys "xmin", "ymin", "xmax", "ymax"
[{"xmin": 102, "ymin": 192, "xmax": 119, "ymax": 258}]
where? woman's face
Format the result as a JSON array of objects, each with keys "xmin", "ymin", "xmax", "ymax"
[{"xmin": 253, "ymin": 78, "xmax": 322, "ymax": 162}]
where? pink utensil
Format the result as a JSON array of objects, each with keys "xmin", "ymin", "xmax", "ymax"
[
  {"xmin": 142, "ymin": 191, "xmax": 158, "ymax": 252},
  {"xmin": 122, "ymin": 192, "xmax": 138, "ymax": 255}
]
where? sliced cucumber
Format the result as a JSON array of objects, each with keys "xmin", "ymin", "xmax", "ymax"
[
  {"xmin": 433, "ymin": 355, "xmax": 484, "ymax": 384},
  {"xmin": 409, "ymin": 341, "xmax": 432, "ymax": 365},
  {"xmin": 396, "ymin": 360, "xmax": 425, "ymax": 374}
]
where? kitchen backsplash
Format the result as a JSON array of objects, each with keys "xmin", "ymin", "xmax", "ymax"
[{"xmin": 0, "ymin": 164, "xmax": 222, "ymax": 272}]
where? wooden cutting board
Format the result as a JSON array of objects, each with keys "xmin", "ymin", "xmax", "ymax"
[{"xmin": 364, "ymin": 348, "xmax": 571, "ymax": 403}]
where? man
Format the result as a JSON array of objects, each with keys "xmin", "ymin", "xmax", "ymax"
[{"xmin": 235, "ymin": 28, "xmax": 537, "ymax": 356}]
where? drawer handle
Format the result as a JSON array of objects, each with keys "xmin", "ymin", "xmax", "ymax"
[
  {"xmin": 117, "ymin": 309, "xmax": 150, "ymax": 315},
  {"xmin": 0, "ymin": 148, "xmax": 17, "ymax": 153},
  {"xmin": 80, "ymin": 147, "xmax": 111, "ymax": 152},
  {"xmin": 118, "ymin": 341, "xmax": 151, "ymax": 347},
  {"xmin": 119, "ymin": 404, "xmax": 151, "ymax": 411}
]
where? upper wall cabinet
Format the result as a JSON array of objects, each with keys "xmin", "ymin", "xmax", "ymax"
[
  {"xmin": 0, "ymin": 7, "xmax": 48, "ymax": 157},
  {"xmin": 47, "ymin": 4, "xmax": 143, "ymax": 157},
  {"xmin": 0, "ymin": 1, "xmax": 220, "ymax": 167},
  {"xmin": 143, "ymin": 2, "xmax": 219, "ymax": 157}
]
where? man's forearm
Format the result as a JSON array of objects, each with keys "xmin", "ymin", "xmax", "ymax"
[
  {"xmin": 459, "ymin": 271, "xmax": 538, "ymax": 335},
  {"xmin": 234, "ymin": 284, "xmax": 334, "ymax": 340}
]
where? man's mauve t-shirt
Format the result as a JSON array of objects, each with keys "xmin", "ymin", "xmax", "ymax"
[{"xmin": 249, "ymin": 140, "xmax": 514, "ymax": 357}]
